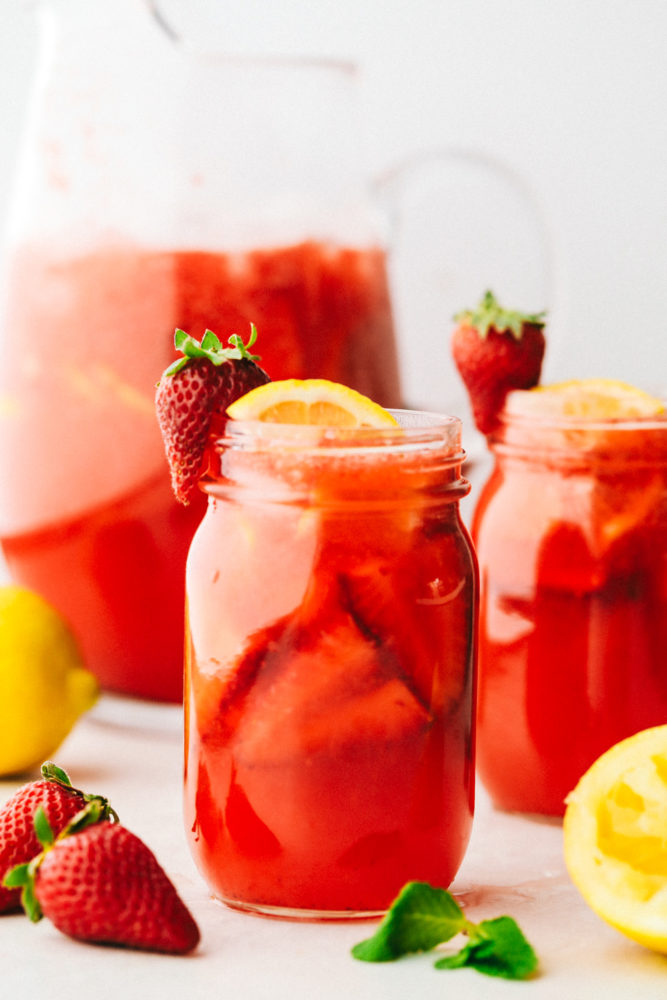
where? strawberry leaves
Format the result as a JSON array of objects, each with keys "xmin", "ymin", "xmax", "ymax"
[
  {"xmin": 454, "ymin": 289, "xmax": 546, "ymax": 340},
  {"xmin": 163, "ymin": 324, "xmax": 261, "ymax": 377},
  {"xmin": 352, "ymin": 881, "xmax": 538, "ymax": 981},
  {"xmin": 40, "ymin": 761, "xmax": 118, "ymax": 823}
]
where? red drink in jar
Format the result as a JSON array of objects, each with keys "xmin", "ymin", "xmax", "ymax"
[
  {"xmin": 473, "ymin": 383, "xmax": 667, "ymax": 815},
  {"xmin": 0, "ymin": 241, "xmax": 399, "ymax": 701},
  {"xmin": 184, "ymin": 408, "xmax": 477, "ymax": 915}
]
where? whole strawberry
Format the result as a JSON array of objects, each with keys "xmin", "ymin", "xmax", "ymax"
[
  {"xmin": 6, "ymin": 803, "xmax": 200, "ymax": 955},
  {"xmin": 0, "ymin": 762, "xmax": 116, "ymax": 914},
  {"xmin": 451, "ymin": 290, "xmax": 546, "ymax": 435},
  {"xmin": 156, "ymin": 324, "xmax": 270, "ymax": 504}
]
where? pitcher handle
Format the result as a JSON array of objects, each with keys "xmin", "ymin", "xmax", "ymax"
[{"xmin": 374, "ymin": 145, "xmax": 559, "ymax": 429}]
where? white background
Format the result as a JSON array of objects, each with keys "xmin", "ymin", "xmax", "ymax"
[{"xmin": 1, "ymin": 0, "xmax": 666, "ymax": 417}]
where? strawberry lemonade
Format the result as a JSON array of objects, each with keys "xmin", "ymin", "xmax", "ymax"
[
  {"xmin": 472, "ymin": 381, "xmax": 667, "ymax": 815},
  {"xmin": 183, "ymin": 381, "xmax": 477, "ymax": 915},
  {"xmin": 0, "ymin": 242, "xmax": 400, "ymax": 701}
]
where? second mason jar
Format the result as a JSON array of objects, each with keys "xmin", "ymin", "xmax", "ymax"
[
  {"xmin": 473, "ymin": 399, "xmax": 667, "ymax": 816},
  {"xmin": 184, "ymin": 410, "xmax": 477, "ymax": 917}
]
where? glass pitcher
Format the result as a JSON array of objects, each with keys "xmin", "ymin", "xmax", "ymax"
[{"xmin": 0, "ymin": 0, "xmax": 546, "ymax": 703}]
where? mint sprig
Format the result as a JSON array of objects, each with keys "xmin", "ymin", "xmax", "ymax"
[
  {"xmin": 454, "ymin": 289, "xmax": 546, "ymax": 340},
  {"xmin": 163, "ymin": 323, "xmax": 261, "ymax": 378},
  {"xmin": 351, "ymin": 881, "xmax": 538, "ymax": 981}
]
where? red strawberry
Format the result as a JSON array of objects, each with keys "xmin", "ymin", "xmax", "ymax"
[
  {"xmin": 8, "ymin": 804, "xmax": 200, "ymax": 955},
  {"xmin": 451, "ymin": 290, "xmax": 546, "ymax": 435},
  {"xmin": 156, "ymin": 324, "xmax": 270, "ymax": 504},
  {"xmin": 0, "ymin": 762, "xmax": 116, "ymax": 914}
]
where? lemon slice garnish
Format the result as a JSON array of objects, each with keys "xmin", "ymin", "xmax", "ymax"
[
  {"xmin": 226, "ymin": 379, "xmax": 399, "ymax": 428},
  {"xmin": 564, "ymin": 725, "xmax": 667, "ymax": 954},
  {"xmin": 507, "ymin": 379, "xmax": 664, "ymax": 420}
]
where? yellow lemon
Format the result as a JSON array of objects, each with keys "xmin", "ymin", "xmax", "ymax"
[
  {"xmin": 226, "ymin": 378, "xmax": 399, "ymax": 428},
  {"xmin": 0, "ymin": 585, "xmax": 98, "ymax": 775},
  {"xmin": 507, "ymin": 379, "xmax": 665, "ymax": 420},
  {"xmin": 563, "ymin": 725, "xmax": 667, "ymax": 953}
]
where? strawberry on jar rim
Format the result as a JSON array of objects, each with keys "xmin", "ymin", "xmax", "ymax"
[
  {"xmin": 0, "ymin": 762, "xmax": 116, "ymax": 914},
  {"xmin": 451, "ymin": 290, "xmax": 546, "ymax": 436},
  {"xmin": 155, "ymin": 324, "xmax": 270, "ymax": 505}
]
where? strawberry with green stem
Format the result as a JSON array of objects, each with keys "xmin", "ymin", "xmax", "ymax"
[
  {"xmin": 5, "ymin": 799, "xmax": 200, "ymax": 955},
  {"xmin": 451, "ymin": 290, "xmax": 546, "ymax": 435},
  {"xmin": 0, "ymin": 761, "xmax": 117, "ymax": 914},
  {"xmin": 156, "ymin": 324, "xmax": 270, "ymax": 504}
]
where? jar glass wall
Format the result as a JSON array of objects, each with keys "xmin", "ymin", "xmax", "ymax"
[
  {"xmin": 473, "ymin": 406, "xmax": 667, "ymax": 816},
  {"xmin": 184, "ymin": 410, "xmax": 477, "ymax": 917}
]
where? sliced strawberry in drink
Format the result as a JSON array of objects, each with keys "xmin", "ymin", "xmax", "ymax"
[
  {"xmin": 192, "ymin": 550, "xmax": 340, "ymax": 748},
  {"xmin": 193, "ymin": 613, "xmax": 289, "ymax": 747},
  {"xmin": 535, "ymin": 513, "xmax": 660, "ymax": 595},
  {"xmin": 232, "ymin": 614, "xmax": 431, "ymax": 768},
  {"xmin": 340, "ymin": 533, "xmax": 473, "ymax": 714},
  {"xmin": 224, "ymin": 763, "xmax": 282, "ymax": 860},
  {"xmin": 340, "ymin": 560, "xmax": 428, "ymax": 683}
]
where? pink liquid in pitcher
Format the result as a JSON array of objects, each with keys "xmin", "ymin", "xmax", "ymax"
[{"xmin": 0, "ymin": 240, "xmax": 401, "ymax": 701}]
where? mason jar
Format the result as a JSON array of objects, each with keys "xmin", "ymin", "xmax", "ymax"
[
  {"xmin": 473, "ymin": 400, "xmax": 667, "ymax": 816},
  {"xmin": 184, "ymin": 409, "xmax": 477, "ymax": 917}
]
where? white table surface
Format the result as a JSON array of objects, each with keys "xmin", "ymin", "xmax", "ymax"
[{"xmin": 0, "ymin": 693, "xmax": 664, "ymax": 1000}]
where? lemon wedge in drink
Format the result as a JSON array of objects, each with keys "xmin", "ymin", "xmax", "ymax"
[
  {"xmin": 0, "ymin": 585, "xmax": 98, "ymax": 775},
  {"xmin": 507, "ymin": 379, "xmax": 665, "ymax": 419},
  {"xmin": 563, "ymin": 725, "xmax": 667, "ymax": 953},
  {"xmin": 226, "ymin": 379, "xmax": 399, "ymax": 428}
]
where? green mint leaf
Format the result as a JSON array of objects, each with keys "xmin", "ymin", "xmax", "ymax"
[
  {"xmin": 33, "ymin": 805, "xmax": 54, "ymax": 848},
  {"xmin": 432, "ymin": 945, "xmax": 472, "ymax": 970},
  {"xmin": 434, "ymin": 916, "xmax": 538, "ymax": 980},
  {"xmin": 351, "ymin": 882, "xmax": 465, "ymax": 962},
  {"xmin": 351, "ymin": 883, "xmax": 539, "ymax": 981}
]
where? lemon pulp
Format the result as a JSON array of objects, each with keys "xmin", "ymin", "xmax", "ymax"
[{"xmin": 564, "ymin": 725, "xmax": 667, "ymax": 953}]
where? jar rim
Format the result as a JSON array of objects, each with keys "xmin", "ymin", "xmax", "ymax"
[
  {"xmin": 218, "ymin": 408, "xmax": 465, "ymax": 460},
  {"xmin": 496, "ymin": 397, "xmax": 667, "ymax": 434},
  {"xmin": 488, "ymin": 402, "xmax": 667, "ymax": 468},
  {"xmin": 498, "ymin": 414, "xmax": 667, "ymax": 433}
]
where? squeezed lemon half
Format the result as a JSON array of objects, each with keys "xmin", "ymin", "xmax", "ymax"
[
  {"xmin": 226, "ymin": 379, "xmax": 399, "ymax": 428},
  {"xmin": 507, "ymin": 379, "xmax": 665, "ymax": 420},
  {"xmin": 563, "ymin": 725, "xmax": 667, "ymax": 953}
]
